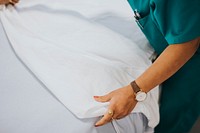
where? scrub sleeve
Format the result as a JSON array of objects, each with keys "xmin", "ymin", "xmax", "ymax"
[{"xmin": 128, "ymin": 0, "xmax": 200, "ymax": 133}]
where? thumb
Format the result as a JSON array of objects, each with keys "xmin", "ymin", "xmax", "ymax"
[{"xmin": 93, "ymin": 94, "xmax": 111, "ymax": 103}]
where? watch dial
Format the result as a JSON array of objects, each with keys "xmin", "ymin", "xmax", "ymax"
[{"xmin": 136, "ymin": 92, "xmax": 147, "ymax": 102}]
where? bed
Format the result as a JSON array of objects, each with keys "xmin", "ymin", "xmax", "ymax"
[{"xmin": 0, "ymin": 0, "xmax": 159, "ymax": 133}]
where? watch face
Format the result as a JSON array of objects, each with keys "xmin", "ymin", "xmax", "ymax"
[{"xmin": 136, "ymin": 91, "xmax": 147, "ymax": 102}]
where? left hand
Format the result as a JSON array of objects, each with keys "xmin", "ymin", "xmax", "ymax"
[{"xmin": 94, "ymin": 85, "xmax": 137, "ymax": 127}]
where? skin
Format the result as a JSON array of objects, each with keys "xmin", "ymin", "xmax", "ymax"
[
  {"xmin": 94, "ymin": 37, "xmax": 200, "ymax": 127},
  {"xmin": 0, "ymin": 0, "xmax": 19, "ymax": 5}
]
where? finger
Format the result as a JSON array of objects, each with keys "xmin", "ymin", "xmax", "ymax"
[
  {"xmin": 93, "ymin": 94, "xmax": 111, "ymax": 103},
  {"xmin": 12, "ymin": 0, "xmax": 19, "ymax": 3},
  {"xmin": 8, "ymin": 0, "xmax": 16, "ymax": 5},
  {"xmin": 95, "ymin": 109, "xmax": 114, "ymax": 127},
  {"xmin": 95, "ymin": 99, "xmax": 116, "ymax": 127},
  {"xmin": 8, "ymin": 0, "xmax": 18, "ymax": 5}
]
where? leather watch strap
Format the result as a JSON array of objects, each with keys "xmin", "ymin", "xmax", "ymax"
[{"xmin": 130, "ymin": 81, "xmax": 141, "ymax": 94}]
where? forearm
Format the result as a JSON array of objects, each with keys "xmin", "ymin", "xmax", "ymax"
[{"xmin": 135, "ymin": 37, "xmax": 200, "ymax": 93}]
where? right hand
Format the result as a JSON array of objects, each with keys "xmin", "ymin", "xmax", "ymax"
[
  {"xmin": 0, "ymin": 0, "xmax": 19, "ymax": 5},
  {"xmin": 94, "ymin": 85, "xmax": 137, "ymax": 127}
]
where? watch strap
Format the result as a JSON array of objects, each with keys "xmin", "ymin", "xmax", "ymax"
[{"xmin": 130, "ymin": 81, "xmax": 141, "ymax": 94}]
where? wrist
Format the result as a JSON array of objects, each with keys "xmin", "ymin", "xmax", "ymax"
[{"xmin": 130, "ymin": 80, "xmax": 147, "ymax": 102}]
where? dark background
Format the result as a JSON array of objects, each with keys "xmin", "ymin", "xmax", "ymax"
[{"xmin": 190, "ymin": 117, "xmax": 200, "ymax": 133}]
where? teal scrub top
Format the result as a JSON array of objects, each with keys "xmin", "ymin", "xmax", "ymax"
[
  {"xmin": 128, "ymin": 0, "xmax": 200, "ymax": 54},
  {"xmin": 128, "ymin": 0, "xmax": 200, "ymax": 133}
]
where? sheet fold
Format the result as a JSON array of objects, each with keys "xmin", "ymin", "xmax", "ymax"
[{"xmin": 0, "ymin": 0, "xmax": 159, "ymax": 128}]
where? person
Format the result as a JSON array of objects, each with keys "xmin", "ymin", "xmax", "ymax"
[
  {"xmin": 0, "ymin": 0, "xmax": 18, "ymax": 5},
  {"xmin": 94, "ymin": 0, "xmax": 200, "ymax": 133}
]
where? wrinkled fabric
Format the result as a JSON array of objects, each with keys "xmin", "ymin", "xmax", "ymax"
[{"xmin": 0, "ymin": 0, "xmax": 159, "ymax": 128}]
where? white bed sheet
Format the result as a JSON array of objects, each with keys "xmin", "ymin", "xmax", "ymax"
[
  {"xmin": 0, "ymin": 1, "xmax": 157, "ymax": 133},
  {"xmin": 0, "ymin": 0, "xmax": 159, "ymax": 124},
  {"xmin": 0, "ymin": 20, "xmax": 153, "ymax": 133}
]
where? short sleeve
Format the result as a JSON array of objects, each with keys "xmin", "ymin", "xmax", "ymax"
[{"xmin": 151, "ymin": 0, "xmax": 200, "ymax": 44}]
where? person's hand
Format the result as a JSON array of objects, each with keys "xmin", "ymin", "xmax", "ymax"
[
  {"xmin": 94, "ymin": 85, "xmax": 137, "ymax": 127},
  {"xmin": 0, "ymin": 0, "xmax": 19, "ymax": 5}
]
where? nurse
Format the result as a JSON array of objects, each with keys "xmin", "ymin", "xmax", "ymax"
[{"xmin": 94, "ymin": 0, "xmax": 200, "ymax": 133}]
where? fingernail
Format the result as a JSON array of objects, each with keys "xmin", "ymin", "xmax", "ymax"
[
  {"xmin": 94, "ymin": 124, "xmax": 99, "ymax": 127},
  {"xmin": 93, "ymin": 96, "xmax": 99, "ymax": 99}
]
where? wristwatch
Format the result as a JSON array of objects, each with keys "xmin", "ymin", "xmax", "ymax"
[{"xmin": 130, "ymin": 81, "xmax": 147, "ymax": 102}]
